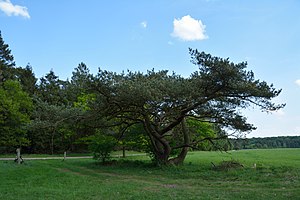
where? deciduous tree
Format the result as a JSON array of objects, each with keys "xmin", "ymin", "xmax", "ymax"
[{"xmin": 0, "ymin": 80, "xmax": 33, "ymax": 148}]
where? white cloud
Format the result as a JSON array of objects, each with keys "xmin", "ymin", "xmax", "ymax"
[
  {"xmin": 171, "ymin": 15, "xmax": 207, "ymax": 41},
  {"xmin": 0, "ymin": 0, "xmax": 30, "ymax": 19},
  {"xmin": 295, "ymin": 79, "xmax": 300, "ymax": 87},
  {"xmin": 140, "ymin": 21, "xmax": 147, "ymax": 28}
]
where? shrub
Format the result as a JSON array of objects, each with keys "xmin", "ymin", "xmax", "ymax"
[{"xmin": 89, "ymin": 133, "xmax": 117, "ymax": 163}]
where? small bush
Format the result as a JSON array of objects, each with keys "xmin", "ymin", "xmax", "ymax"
[{"xmin": 89, "ymin": 133, "xmax": 117, "ymax": 164}]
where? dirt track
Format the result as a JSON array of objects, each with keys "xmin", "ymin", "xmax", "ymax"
[{"xmin": 0, "ymin": 153, "xmax": 146, "ymax": 161}]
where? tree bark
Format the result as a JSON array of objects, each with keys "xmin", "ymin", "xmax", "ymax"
[
  {"xmin": 122, "ymin": 146, "xmax": 126, "ymax": 158},
  {"xmin": 143, "ymin": 115, "xmax": 192, "ymax": 165},
  {"xmin": 51, "ymin": 132, "xmax": 54, "ymax": 155},
  {"xmin": 148, "ymin": 130, "xmax": 171, "ymax": 165},
  {"xmin": 168, "ymin": 118, "xmax": 190, "ymax": 165},
  {"xmin": 143, "ymin": 116, "xmax": 171, "ymax": 165}
]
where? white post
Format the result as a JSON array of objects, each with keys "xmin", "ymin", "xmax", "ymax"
[
  {"xmin": 16, "ymin": 148, "xmax": 21, "ymax": 164},
  {"xmin": 64, "ymin": 151, "xmax": 67, "ymax": 161}
]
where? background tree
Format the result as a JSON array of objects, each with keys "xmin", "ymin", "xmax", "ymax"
[
  {"xmin": 29, "ymin": 100, "xmax": 83, "ymax": 154},
  {"xmin": 186, "ymin": 119, "xmax": 217, "ymax": 151},
  {"xmin": 70, "ymin": 62, "xmax": 91, "ymax": 97},
  {"xmin": 15, "ymin": 65, "xmax": 37, "ymax": 96},
  {"xmin": 0, "ymin": 32, "xmax": 35, "ymax": 152},
  {"xmin": 230, "ymin": 136, "xmax": 300, "ymax": 149},
  {"xmin": 0, "ymin": 31, "xmax": 15, "ymax": 83},
  {"xmin": 36, "ymin": 70, "xmax": 68, "ymax": 106},
  {"xmin": 87, "ymin": 49, "xmax": 284, "ymax": 165},
  {"xmin": 116, "ymin": 123, "xmax": 150, "ymax": 158},
  {"xmin": 28, "ymin": 64, "xmax": 93, "ymax": 154},
  {"xmin": 0, "ymin": 80, "xmax": 33, "ymax": 151}
]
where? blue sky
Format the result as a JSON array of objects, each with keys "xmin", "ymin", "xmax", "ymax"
[{"xmin": 1, "ymin": 0, "xmax": 300, "ymax": 138}]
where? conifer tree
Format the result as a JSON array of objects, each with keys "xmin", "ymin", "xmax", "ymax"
[{"xmin": 0, "ymin": 31, "xmax": 15, "ymax": 83}]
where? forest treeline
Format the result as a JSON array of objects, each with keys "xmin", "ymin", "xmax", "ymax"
[
  {"xmin": 230, "ymin": 136, "xmax": 300, "ymax": 150},
  {"xmin": 0, "ymin": 32, "xmax": 286, "ymax": 164}
]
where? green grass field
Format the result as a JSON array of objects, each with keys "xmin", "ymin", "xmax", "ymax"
[{"xmin": 1, "ymin": 149, "xmax": 300, "ymax": 200}]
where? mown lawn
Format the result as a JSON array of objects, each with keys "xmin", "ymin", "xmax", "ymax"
[{"xmin": 1, "ymin": 149, "xmax": 299, "ymax": 200}]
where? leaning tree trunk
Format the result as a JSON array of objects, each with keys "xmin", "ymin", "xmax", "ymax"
[
  {"xmin": 144, "ymin": 116, "xmax": 190, "ymax": 166},
  {"xmin": 147, "ymin": 131, "xmax": 172, "ymax": 165},
  {"xmin": 143, "ymin": 116, "xmax": 172, "ymax": 165},
  {"xmin": 168, "ymin": 118, "xmax": 190, "ymax": 165}
]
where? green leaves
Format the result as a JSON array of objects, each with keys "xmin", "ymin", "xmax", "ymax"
[
  {"xmin": 0, "ymin": 32, "xmax": 285, "ymax": 164},
  {"xmin": 0, "ymin": 31, "xmax": 15, "ymax": 84},
  {"xmin": 74, "ymin": 93, "xmax": 96, "ymax": 111},
  {"xmin": 87, "ymin": 49, "xmax": 284, "ymax": 164},
  {"xmin": 0, "ymin": 80, "xmax": 33, "ymax": 147},
  {"xmin": 88, "ymin": 131, "xmax": 117, "ymax": 163}
]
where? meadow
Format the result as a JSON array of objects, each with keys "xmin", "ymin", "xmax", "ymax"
[{"xmin": 1, "ymin": 149, "xmax": 299, "ymax": 200}]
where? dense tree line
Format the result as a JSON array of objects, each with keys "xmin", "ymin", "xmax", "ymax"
[
  {"xmin": 230, "ymin": 136, "xmax": 300, "ymax": 150},
  {"xmin": 0, "ymin": 31, "xmax": 284, "ymax": 165}
]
